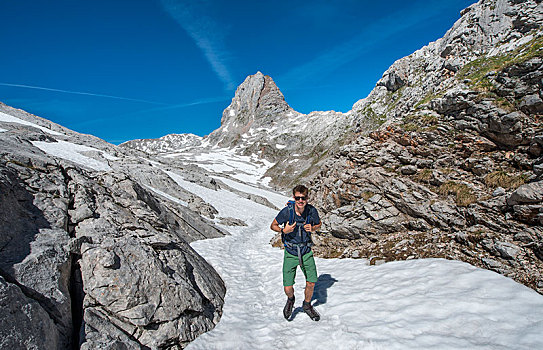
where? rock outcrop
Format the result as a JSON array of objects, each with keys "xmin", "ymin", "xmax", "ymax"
[
  {"xmin": 307, "ymin": 0, "xmax": 543, "ymax": 294},
  {"xmin": 0, "ymin": 103, "xmax": 227, "ymax": 349}
]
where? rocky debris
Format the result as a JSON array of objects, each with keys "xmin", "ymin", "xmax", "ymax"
[{"xmin": 0, "ymin": 107, "xmax": 227, "ymax": 348}]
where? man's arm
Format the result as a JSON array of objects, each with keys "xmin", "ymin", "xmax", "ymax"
[{"xmin": 270, "ymin": 219, "xmax": 282, "ymax": 233}]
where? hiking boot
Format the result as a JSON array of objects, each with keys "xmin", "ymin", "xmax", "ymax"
[
  {"xmin": 302, "ymin": 301, "xmax": 320, "ymax": 321},
  {"xmin": 283, "ymin": 296, "xmax": 295, "ymax": 320}
]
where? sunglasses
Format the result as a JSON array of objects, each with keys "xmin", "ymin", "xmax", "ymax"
[{"xmin": 294, "ymin": 196, "xmax": 307, "ymax": 201}]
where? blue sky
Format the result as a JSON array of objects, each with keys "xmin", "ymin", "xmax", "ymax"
[{"xmin": 0, "ymin": 0, "xmax": 476, "ymax": 144}]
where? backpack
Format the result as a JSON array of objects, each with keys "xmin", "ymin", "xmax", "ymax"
[{"xmin": 282, "ymin": 201, "xmax": 314, "ymax": 266}]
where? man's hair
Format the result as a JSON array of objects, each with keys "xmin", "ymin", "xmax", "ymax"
[{"xmin": 292, "ymin": 185, "xmax": 309, "ymax": 196}]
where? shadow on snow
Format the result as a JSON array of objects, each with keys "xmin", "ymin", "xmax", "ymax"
[{"xmin": 288, "ymin": 273, "xmax": 338, "ymax": 321}]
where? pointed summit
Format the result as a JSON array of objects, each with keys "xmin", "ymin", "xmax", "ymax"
[
  {"xmin": 208, "ymin": 72, "xmax": 295, "ymax": 146},
  {"xmin": 223, "ymin": 71, "xmax": 292, "ymax": 125}
]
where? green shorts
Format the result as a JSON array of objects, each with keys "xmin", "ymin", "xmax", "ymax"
[{"xmin": 283, "ymin": 250, "xmax": 318, "ymax": 286}]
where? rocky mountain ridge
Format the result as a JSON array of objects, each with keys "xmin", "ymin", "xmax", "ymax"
[
  {"xmin": 306, "ymin": 0, "xmax": 543, "ymax": 294},
  {"xmin": 121, "ymin": 72, "xmax": 355, "ymax": 188},
  {"xmin": 122, "ymin": 133, "xmax": 203, "ymax": 154}
]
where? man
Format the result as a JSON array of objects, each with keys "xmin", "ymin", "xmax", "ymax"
[{"xmin": 270, "ymin": 185, "xmax": 322, "ymax": 321}]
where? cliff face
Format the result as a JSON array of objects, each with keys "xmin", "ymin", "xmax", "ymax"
[
  {"xmin": 308, "ymin": 0, "xmax": 543, "ymax": 293},
  {"xmin": 207, "ymin": 71, "xmax": 294, "ymax": 147},
  {"xmin": 351, "ymin": 0, "xmax": 543, "ymax": 128}
]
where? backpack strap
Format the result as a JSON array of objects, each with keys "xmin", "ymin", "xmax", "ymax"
[
  {"xmin": 305, "ymin": 205, "xmax": 312, "ymax": 225},
  {"xmin": 287, "ymin": 200, "xmax": 295, "ymax": 225}
]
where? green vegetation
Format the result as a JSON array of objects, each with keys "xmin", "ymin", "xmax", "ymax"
[
  {"xmin": 402, "ymin": 123, "xmax": 419, "ymax": 132},
  {"xmin": 484, "ymin": 170, "xmax": 527, "ymax": 189},
  {"xmin": 456, "ymin": 35, "xmax": 543, "ymax": 87},
  {"xmin": 383, "ymin": 166, "xmax": 396, "ymax": 173},
  {"xmin": 384, "ymin": 86, "xmax": 406, "ymax": 113},
  {"xmin": 364, "ymin": 106, "xmax": 387, "ymax": 127},
  {"xmin": 438, "ymin": 181, "xmax": 477, "ymax": 206},
  {"xmin": 414, "ymin": 90, "xmax": 446, "ymax": 109}
]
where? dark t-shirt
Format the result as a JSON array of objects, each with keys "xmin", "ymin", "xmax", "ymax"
[{"xmin": 275, "ymin": 204, "xmax": 320, "ymax": 256}]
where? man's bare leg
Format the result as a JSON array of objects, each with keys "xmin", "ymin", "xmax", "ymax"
[
  {"xmin": 304, "ymin": 281, "xmax": 315, "ymax": 302},
  {"xmin": 284, "ymin": 285, "xmax": 294, "ymax": 298}
]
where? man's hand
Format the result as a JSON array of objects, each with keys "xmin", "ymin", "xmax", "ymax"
[
  {"xmin": 283, "ymin": 222, "xmax": 296, "ymax": 234},
  {"xmin": 304, "ymin": 224, "xmax": 313, "ymax": 233}
]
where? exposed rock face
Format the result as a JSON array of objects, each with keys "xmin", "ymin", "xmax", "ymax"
[
  {"xmin": 208, "ymin": 71, "xmax": 294, "ymax": 147},
  {"xmin": 307, "ymin": 0, "xmax": 543, "ymax": 294},
  {"xmin": 0, "ymin": 104, "xmax": 226, "ymax": 349},
  {"xmin": 351, "ymin": 0, "xmax": 543, "ymax": 128}
]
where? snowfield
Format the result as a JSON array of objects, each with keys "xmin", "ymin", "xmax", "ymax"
[{"xmin": 178, "ymin": 176, "xmax": 543, "ymax": 350}]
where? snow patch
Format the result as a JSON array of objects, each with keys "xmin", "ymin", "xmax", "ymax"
[
  {"xmin": 32, "ymin": 140, "xmax": 112, "ymax": 171},
  {"xmin": 0, "ymin": 111, "xmax": 63, "ymax": 135}
]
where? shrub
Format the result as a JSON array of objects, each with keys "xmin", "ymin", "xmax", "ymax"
[
  {"xmin": 438, "ymin": 181, "xmax": 477, "ymax": 206},
  {"xmin": 361, "ymin": 191, "xmax": 376, "ymax": 201},
  {"xmin": 415, "ymin": 169, "xmax": 433, "ymax": 183},
  {"xmin": 484, "ymin": 171, "xmax": 526, "ymax": 189}
]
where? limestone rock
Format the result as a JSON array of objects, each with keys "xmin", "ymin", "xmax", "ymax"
[
  {"xmin": 0, "ymin": 275, "xmax": 60, "ymax": 350},
  {"xmin": 507, "ymin": 181, "xmax": 543, "ymax": 206},
  {"xmin": 0, "ymin": 104, "xmax": 227, "ymax": 349}
]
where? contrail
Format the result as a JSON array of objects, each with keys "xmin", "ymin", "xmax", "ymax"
[
  {"xmin": 159, "ymin": 0, "xmax": 236, "ymax": 91},
  {"xmin": 0, "ymin": 82, "xmax": 170, "ymax": 105}
]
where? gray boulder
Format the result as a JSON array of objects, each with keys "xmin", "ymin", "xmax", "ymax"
[{"xmin": 507, "ymin": 181, "xmax": 543, "ymax": 206}]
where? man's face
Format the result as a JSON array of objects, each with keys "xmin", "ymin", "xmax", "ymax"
[{"xmin": 293, "ymin": 191, "xmax": 308, "ymax": 212}]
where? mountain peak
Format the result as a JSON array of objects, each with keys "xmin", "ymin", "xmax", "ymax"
[
  {"xmin": 208, "ymin": 72, "xmax": 294, "ymax": 146},
  {"xmin": 229, "ymin": 71, "xmax": 291, "ymax": 121}
]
